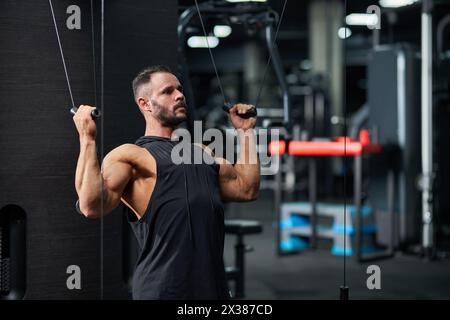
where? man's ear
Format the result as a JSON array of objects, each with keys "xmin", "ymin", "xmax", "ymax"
[{"xmin": 137, "ymin": 97, "xmax": 151, "ymax": 112}]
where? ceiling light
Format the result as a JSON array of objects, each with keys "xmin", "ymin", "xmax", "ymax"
[
  {"xmin": 187, "ymin": 36, "xmax": 219, "ymax": 48},
  {"xmin": 213, "ymin": 25, "xmax": 232, "ymax": 38},
  {"xmin": 226, "ymin": 0, "xmax": 267, "ymax": 3},
  {"xmin": 346, "ymin": 13, "xmax": 379, "ymax": 27},
  {"xmin": 338, "ymin": 27, "xmax": 352, "ymax": 39},
  {"xmin": 379, "ymin": 0, "xmax": 419, "ymax": 8}
]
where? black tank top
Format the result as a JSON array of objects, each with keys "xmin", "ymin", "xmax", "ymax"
[{"xmin": 127, "ymin": 135, "xmax": 230, "ymax": 300}]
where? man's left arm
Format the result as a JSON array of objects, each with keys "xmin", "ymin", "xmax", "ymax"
[{"xmin": 217, "ymin": 104, "xmax": 260, "ymax": 202}]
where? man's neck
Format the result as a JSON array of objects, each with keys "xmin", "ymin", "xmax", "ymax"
[{"xmin": 144, "ymin": 125, "xmax": 174, "ymax": 138}]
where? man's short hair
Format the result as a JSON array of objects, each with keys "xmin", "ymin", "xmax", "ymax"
[{"xmin": 132, "ymin": 65, "xmax": 173, "ymax": 100}]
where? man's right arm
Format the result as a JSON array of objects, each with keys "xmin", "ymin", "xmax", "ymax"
[
  {"xmin": 75, "ymin": 141, "xmax": 133, "ymax": 219},
  {"xmin": 73, "ymin": 105, "xmax": 133, "ymax": 219}
]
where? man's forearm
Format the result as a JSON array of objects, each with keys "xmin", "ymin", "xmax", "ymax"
[
  {"xmin": 235, "ymin": 128, "xmax": 260, "ymax": 198},
  {"xmin": 75, "ymin": 138, "xmax": 103, "ymax": 216}
]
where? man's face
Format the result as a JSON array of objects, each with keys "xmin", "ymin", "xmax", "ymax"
[{"xmin": 147, "ymin": 72, "xmax": 187, "ymax": 127}]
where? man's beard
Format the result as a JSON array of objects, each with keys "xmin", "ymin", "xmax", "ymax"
[{"xmin": 151, "ymin": 99, "xmax": 187, "ymax": 127}]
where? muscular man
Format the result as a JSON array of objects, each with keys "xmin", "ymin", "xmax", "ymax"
[{"xmin": 73, "ymin": 65, "xmax": 260, "ymax": 299}]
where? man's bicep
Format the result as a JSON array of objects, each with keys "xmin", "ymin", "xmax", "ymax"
[
  {"xmin": 218, "ymin": 162, "xmax": 242, "ymax": 201},
  {"xmin": 103, "ymin": 161, "xmax": 132, "ymax": 192},
  {"xmin": 217, "ymin": 159, "xmax": 260, "ymax": 202},
  {"xmin": 101, "ymin": 152, "xmax": 134, "ymax": 210},
  {"xmin": 205, "ymin": 149, "xmax": 246, "ymax": 201}
]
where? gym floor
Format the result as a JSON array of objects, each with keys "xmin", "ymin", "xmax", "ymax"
[{"xmin": 224, "ymin": 192, "xmax": 450, "ymax": 300}]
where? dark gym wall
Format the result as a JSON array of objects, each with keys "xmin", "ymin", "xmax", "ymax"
[
  {"xmin": 0, "ymin": 0, "xmax": 178, "ymax": 299},
  {"xmin": 104, "ymin": 0, "xmax": 179, "ymax": 151}
]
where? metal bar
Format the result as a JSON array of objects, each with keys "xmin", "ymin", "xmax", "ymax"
[
  {"xmin": 275, "ymin": 155, "xmax": 283, "ymax": 255},
  {"xmin": 354, "ymin": 155, "xmax": 362, "ymax": 262},
  {"xmin": 309, "ymin": 158, "xmax": 317, "ymax": 249},
  {"xmin": 265, "ymin": 24, "xmax": 292, "ymax": 134},
  {"xmin": 437, "ymin": 14, "xmax": 450, "ymax": 61},
  {"xmin": 387, "ymin": 167, "xmax": 396, "ymax": 255},
  {"xmin": 305, "ymin": 93, "xmax": 314, "ymax": 136},
  {"xmin": 315, "ymin": 92, "xmax": 325, "ymax": 136},
  {"xmin": 235, "ymin": 235, "xmax": 245, "ymax": 298},
  {"xmin": 421, "ymin": 0, "xmax": 434, "ymax": 256},
  {"xmin": 182, "ymin": 2, "xmax": 270, "ymax": 16}
]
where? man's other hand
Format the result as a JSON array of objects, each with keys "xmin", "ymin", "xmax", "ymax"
[{"xmin": 229, "ymin": 103, "xmax": 257, "ymax": 131}]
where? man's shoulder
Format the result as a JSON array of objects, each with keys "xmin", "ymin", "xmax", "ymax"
[
  {"xmin": 105, "ymin": 143, "xmax": 156, "ymax": 177},
  {"xmin": 105, "ymin": 143, "xmax": 149, "ymax": 163},
  {"xmin": 112, "ymin": 143, "xmax": 143, "ymax": 154}
]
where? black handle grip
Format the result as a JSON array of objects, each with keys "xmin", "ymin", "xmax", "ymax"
[
  {"xmin": 222, "ymin": 103, "xmax": 257, "ymax": 119},
  {"xmin": 340, "ymin": 286, "xmax": 349, "ymax": 300},
  {"xmin": 70, "ymin": 107, "xmax": 101, "ymax": 119}
]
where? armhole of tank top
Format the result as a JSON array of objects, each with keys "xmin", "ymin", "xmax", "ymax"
[
  {"xmin": 213, "ymin": 160, "xmax": 220, "ymax": 173},
  {"xmin": 124, "ymin": 202, "xmax": 138, "ymax": 223},
  {"xmin": 127, "ymin": 146, "xmax": 160, "ymax": 225},
  {"xmin": 193, "ymin": 143, "xmax": 221, "ymax": 172}
]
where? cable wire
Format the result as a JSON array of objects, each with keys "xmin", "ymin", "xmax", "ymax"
[
  {"xmin": 100, "ymin": 0, "xmax": 105, "ymax": 300},
  {"xmin": 49, "ymin": 0, "xmax": 76, "ymax": 110},
  {"xmin": 254, "ymin": 0, "xmax": 288, "ymax": 109},
  {"xmin": 194, "ymin": 0, "xmax": 227, "ymax": 106}
]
